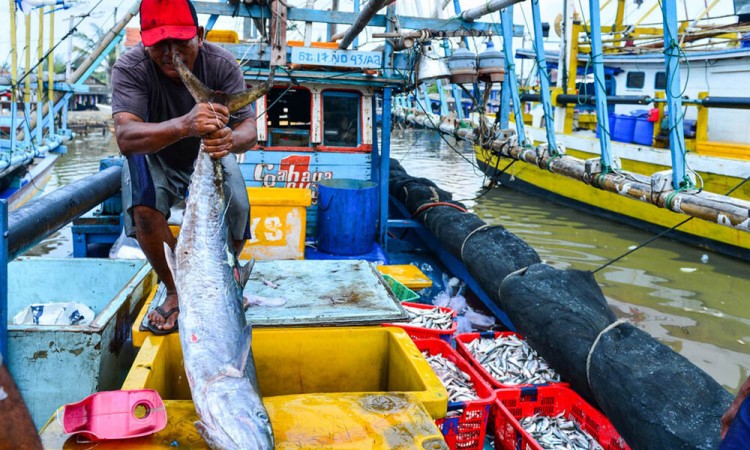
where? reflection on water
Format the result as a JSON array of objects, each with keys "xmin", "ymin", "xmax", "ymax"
[
  {"xmin": 24, "ymin": 132, "xmax": 120, "ymax": 258},
  {"xmin": 28, "ymin": 128, "xmax": 750, "ymax": 393},
  {"xmin": 391, "ymin": 128, "xmax": 750, "ymax": 393}
]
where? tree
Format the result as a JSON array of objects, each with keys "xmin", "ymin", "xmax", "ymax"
[{"xmin": 72, "ymin": 23, "xmax": 118, "ymax": 88}]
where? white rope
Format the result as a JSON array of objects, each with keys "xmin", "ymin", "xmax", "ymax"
[
  {"xmin": 460, "ymin": 224, "xmax": 494, "ymax": 261},
  {"xmin": 586, "ymin": 319, "xmax": 628, "ymax": 389}
]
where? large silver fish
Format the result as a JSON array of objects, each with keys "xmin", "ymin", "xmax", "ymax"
[{"xmin": 166, "ymin": 53, "xmax": 274, "ymax": 449}]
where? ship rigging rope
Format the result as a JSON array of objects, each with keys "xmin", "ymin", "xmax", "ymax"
[
  {"xmin": 459, "ymin": 224, "xmax": 498, "ymax": 261},
  {"xmin": 12, "ymin": 0, "xmax": 106, "ymax": 89},
  {"xmin": 576, "ymin": 0, "xmax": 699, "ymax": 187},
  {"xmin": 592, "ymin": 173, "xmax": 750, "ymax": 274},
  {"xmin": 585, "ymin": 319, "xmax": 628, "ymax": 390},
  {"xmin": 412, "ymin": 201, "xmax": 467, "ymax": 217}
]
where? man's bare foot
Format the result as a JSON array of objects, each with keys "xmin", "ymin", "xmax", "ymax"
[{"xmin": 147, "ymin": 292, "xmax": 179, "ymax": 333}]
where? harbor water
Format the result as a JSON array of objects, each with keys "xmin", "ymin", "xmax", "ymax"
[{"xmin": 27, "ymin": 124, "xmax": 750, "ymax": 394}]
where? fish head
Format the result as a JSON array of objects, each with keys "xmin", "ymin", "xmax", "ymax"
[{"xmin": 196, "ymin": 377, "xmax": 274, "ymax": 449}]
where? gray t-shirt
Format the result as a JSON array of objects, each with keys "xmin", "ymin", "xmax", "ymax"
[{"xmin": 111, "ymin": 42, "xmax": 254, "ymax": 170}]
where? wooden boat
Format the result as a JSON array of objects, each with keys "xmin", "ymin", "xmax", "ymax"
[
  {"xmin": 0, "ymin": 1, "xmax": 134, "ymax": 210},
  {"xmin": 469, "ymin": 1, "xmax": 750, "ymax": 259},
  {"xmin": 0, "ymin": 1, "xmax": 736, "ymax": 449}
]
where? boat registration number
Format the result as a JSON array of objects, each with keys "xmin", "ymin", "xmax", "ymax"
[{"xmin": 291, "ymin": 47, "xmax": 382, "ymax": 69}]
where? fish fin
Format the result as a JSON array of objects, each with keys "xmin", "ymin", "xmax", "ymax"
[
  {"xmin": 163, "ymin": 243, "xmax": 177, "ymax": 281},
  {"xmin": 225, "ymin": 68, "xmax": 275, "ymax": 113},
  {"xmin": 238, "ymin": 258, "xmax": 255, "ymax": 288},
  {"xmin": 236, "ymin": 324, "xmax": 253, "ymax": 374},
  {"xmin": 172, "ymin": 53, "xmax": 216, "ymax": 104}
]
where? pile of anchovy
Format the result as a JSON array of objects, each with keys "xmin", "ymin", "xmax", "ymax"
[
  {"xmin": 422, "ymin": 351, "xmax": 479, "ymax": 403},
  {"xmin": 403, "ymin": 304, "xmax": 454, "ymax": 330},
  {"xmin": 465, "ymin": 334, "xmax": 561, "ymax": 385},
  {"xmin": 520, "ymin": 413, "xmax": 605, "ymax": 450}
]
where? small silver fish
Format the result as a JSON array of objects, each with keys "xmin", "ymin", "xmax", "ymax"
[{"xmin": 466, "ymin": 335, "xmax": 560, "ymax": 385}]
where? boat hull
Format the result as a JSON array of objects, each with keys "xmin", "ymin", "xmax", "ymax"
[{"xmin": 475, "ymin": 131, "xmax": 750, "ymax": 260}]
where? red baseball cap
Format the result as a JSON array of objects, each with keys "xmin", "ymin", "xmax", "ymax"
[{"xmin": 140, "ymin": 0, "xmax": 199, "ymax": 47}]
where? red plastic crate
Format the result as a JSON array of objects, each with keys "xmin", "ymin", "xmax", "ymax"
[
  {"xmin": 493, "ymin": 386, "xmax": 630, "ymax": 450},
  {"xmin": 455, "ymin": 332, "xmax": 567, "ymax": 390},
  {"xmin": 415, "ymin": 339, "xmax": 496, "ymax": 450},
  {"xmin": 383, "ymin": 302, "xmax": 457, "ymax": 343}
]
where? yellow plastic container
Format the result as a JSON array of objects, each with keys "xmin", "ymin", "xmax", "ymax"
[
  {"xmin": 241, "ymin": 187, "xmax": 312, "ymax": 261},
  {"xmin": 41, "ymin": 395, "xmax": 448, "ymax": 449},
  {"xmin": 205, "ymin": 29, "xmax": 239, "ymax": 43},
  {"xmin": 44, "ymin": 327, "xmax": 449, "ymax": 448},
  {"xmin": 378, "ymin": 264, "xmax": 433, "ymax": 290},
  {"xmin": 123, "ymin": 327, "xmax": 447, "ymax": 419}
]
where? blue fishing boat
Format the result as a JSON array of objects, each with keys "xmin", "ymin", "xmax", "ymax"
[
  {"xmin": 0, "ymin": 0, "xmax": 136, "ymax": 210},
  {"xmin": 0, "ymin": 1, "xmax": 740, "ymax": 449}
]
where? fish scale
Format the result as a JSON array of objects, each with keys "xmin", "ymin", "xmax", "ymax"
[{"xmin": 169, "ymin": 53, "xmax": 275, "ymax": 450}]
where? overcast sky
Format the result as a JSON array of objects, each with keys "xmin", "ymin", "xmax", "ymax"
[{"xmin": 0, "ymin": 0, "xmax": 739, "ymax": 72}]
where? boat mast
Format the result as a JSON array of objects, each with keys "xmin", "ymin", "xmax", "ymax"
[
  {"xmin": 47, "ymin": 5, "xmax": 56, "ymax": 143},
  {"xmin": 661, "ymin": 0, "xmax": 689, "ymax": 190},
  {"xmin": 8, "ymin": 0, "xmax": 19, "ymax": 164},
  {"xmin": 36, "ymin": 6, "xmax": 45, "ymax": 150},
  {"xmin": 338, "ymin": 0, "xmax": 391, "ymax": 50},
  {"xmin": 588, "ymin": 0, "xmax": 615, "ymax": 171},
  {"xmin": 530, "ymin": 0, "xmax": 558, "ymax": 154},
  {"xmin": 24, "ymin": 11, "xmax": 32, "ymax": 149},
  {"xmin": 500, "ymin": 5, "xmax": 525, "ymax": 140}
]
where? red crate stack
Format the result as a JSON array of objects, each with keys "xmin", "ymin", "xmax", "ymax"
[
  {"xmin": 383, "ymin": 302, "xmax": 457, "ymax": 343},
  {"xmin": 455, "ymin": 331, "xmax": 568, "ymax": 390},
  {"xmin": 415, "ymin": 339, "xmax": 495, "ymax": 450},
  {"xmin": 494, "ymin": 386, "xmax": 630, "ymax": 450}
]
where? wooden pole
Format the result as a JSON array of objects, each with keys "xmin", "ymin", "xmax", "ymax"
[{"xmin": 397, "ymin": 107, "xmax": 750, "ymax": 231}]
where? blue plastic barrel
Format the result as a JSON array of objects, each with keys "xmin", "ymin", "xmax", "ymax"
[
  {"xmin": 612, "ymin": 115, "xmax": 636, "ymax": 143},
  {"xmin": 316, "ymin": 178, "xmax": 378, "ymax": 255},
  {"xmin": 633, "ymin": 118, "xmax": 654, "ymax": 146}
]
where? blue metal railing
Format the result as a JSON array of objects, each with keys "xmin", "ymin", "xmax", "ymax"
[
  {"xmin": 588, "ymin": 0, "xmax": 614, "ymax": 169},
  {"xmin": 530, "ymin": 0, "xmax": 558, "ymax": 153},
  {"xmin": 501, "ymin": 5, "xmax": 524, "ymax": 139},
  {"xmin": 661, "ymin": 0, "xmax": 688, "ymax": 189},
  {"xmin": 0, "ymin": 201, "xmax": 7, "ymax": 360}
]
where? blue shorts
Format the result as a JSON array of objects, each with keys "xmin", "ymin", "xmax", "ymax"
[
  {"xmin": 122, "ymin": 154, "xmax": 251, "ymax": 241},
  {"xmin": 719, "ymin": 396, "xmax": 750, "ymax": 450}
]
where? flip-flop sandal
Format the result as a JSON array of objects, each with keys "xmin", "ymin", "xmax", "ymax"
[{"xmin": 146, "ymin": 305, "xmax": 179, "ymax": 335}]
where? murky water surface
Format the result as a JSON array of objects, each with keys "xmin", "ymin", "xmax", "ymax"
[
  {"xmin": 390, "ymin": 128, "xmax": 750, "ymax": 394},
  {"xmin": 29, "ymin": 127, "xmax": 749, "ymax": 393}
]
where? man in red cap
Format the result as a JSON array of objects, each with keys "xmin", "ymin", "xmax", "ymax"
[{"xmin": 111, "ymin": 0, "xmax": 256, "ymax": 334}]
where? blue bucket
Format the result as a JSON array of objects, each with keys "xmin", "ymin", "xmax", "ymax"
[
  {"xmin": 633, "ymin": 118, "xmax": 654, "ymax": 146},
  {"xmin": 316, "ymin": 178, "xmax": 378, "ymax": 256},
  {"xmin": 613, "ymin": 115, "xmax": 636, "ymax": 143}
]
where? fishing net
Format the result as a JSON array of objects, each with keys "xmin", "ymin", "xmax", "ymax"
[
  {"xmin": 390, "ymin": 159, "xmax": 733, "ymax": 450},
  {"xmin": 589, "ymin": 323, "xmax": 733, "ymax": 450},
  {"xmin": 499, "ymin": 263, "xmax": 732, "ymax": 450},
  {"xmin": 498, "ymin": 263, "xmax": 614, "ymax": 404}
]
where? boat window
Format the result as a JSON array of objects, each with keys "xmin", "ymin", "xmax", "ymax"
[
  {"xmin": 626, "ymin": 71, "xmax": 645, "ymax": 89},
  {"xmin": 654, "ymin": 72, "xmax": 667, "ymax": 90},
  {"xmin": 265, "ymin": 87, "xmax": 311, "ymax": 147},
  {"xmin": 322, "ymin": 91, "xmax": 360, "ymax": 147}
]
